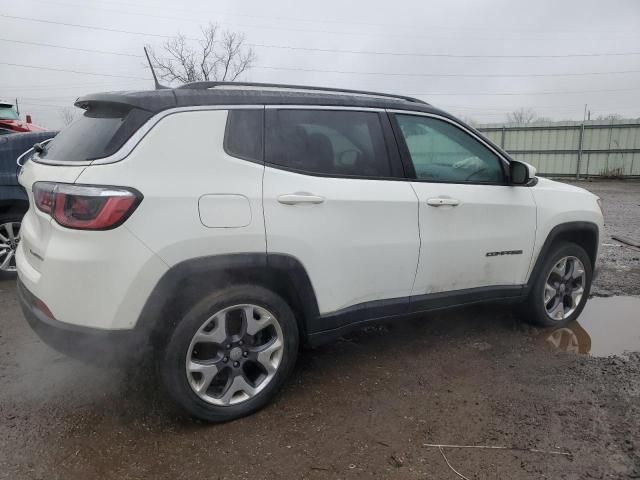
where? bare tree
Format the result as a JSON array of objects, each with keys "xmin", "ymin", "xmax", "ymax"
[
  {"xmin": 147, "ymin": 23, "xmax": 255, "ymax": 84},
  {"xmin": 531, "ymin": 116, "xmax": 553, "ymax": 125},
  {"xmin": 596, "ymin": 113, "xmax": 623, "ymax": 122},
  {"xmin": 506, "ymin": 107, "xmax": 537, "ymax": 125},
  {"xmin": 461, "ymin": 116, "xmax": 478, "ymax": 127},
  {"xmin": 59, "ymin": 107, "xmax": 77, "ymax": 126}
]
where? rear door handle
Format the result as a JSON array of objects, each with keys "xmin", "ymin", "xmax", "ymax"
[
  {"xmin": 426, "ymin": 197, "xmax": 460, "ymax": 207},
  {"xmin": 277, "ymin": 193, "xmax": 325, "ymax": 205}
]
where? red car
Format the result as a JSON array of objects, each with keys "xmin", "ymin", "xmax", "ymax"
[{"xmin": 0, "ymin": 101, "xmax": 46, "ymax": 133}]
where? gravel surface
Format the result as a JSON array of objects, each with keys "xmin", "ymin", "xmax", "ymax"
[
  {"xmin": 0, "ymin": 179, "xmax": 638, "ymax": 479},
  {"xmin": 567, "ymin": 180, "xmax": 640, "ymax": 297}
]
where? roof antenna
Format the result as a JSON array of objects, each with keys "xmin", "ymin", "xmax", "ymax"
[{"xmin": 144, "ymin": 47, "xmax": 169, "ymax": 90}]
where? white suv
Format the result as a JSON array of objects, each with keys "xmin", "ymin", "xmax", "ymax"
[{"xmin": 16, "ymin": 83, "xmax": 604, "ymax": 422}]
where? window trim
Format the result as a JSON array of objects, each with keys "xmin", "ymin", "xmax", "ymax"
[
  {"xmin": 223, "ymin": 107, "xmax": 265, "ymax": 164},
  {"xmin": 388, "ymin": 110, "xmax": 510, "ymax": 186},
  {"xmin": 264, "ymin": 106, "xmax": 407, "ymax": 181}
]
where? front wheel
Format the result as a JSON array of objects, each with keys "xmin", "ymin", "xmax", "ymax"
[
  {"xmin": 521, "ymin": 242, "xmax": 593, "ymax": 327},
  {"xmin": 159, "ymin": 285, "xmax": 299, "ymax": 422}
]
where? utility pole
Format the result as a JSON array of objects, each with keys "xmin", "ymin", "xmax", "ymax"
[{"xmin": 576, "ymin": 104, "xmax": 587, "ymax": 179}]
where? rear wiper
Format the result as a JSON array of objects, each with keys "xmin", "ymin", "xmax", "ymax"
[
  {"xmin": 33, "ymin": 138, "xmax": 52, "ymax": 155},
  {"xmin": 17, "ymin": 139, "xmax": 53, "ymax": 167}
]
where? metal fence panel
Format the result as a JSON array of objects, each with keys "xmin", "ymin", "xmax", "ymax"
[{"xmin": 478, "ymin": 121, "xmax": 640, "ymax": 177}]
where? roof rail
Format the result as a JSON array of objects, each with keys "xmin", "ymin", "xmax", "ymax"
[{"xmin": 177, "ymin": 81, "xmax": 428, "ymax": 105}]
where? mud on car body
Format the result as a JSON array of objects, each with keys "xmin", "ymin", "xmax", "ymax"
[{"xmin": 16, "ymin": 82, "xmax": 603, "ymax": 422}]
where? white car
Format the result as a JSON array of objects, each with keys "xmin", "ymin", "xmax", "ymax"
[{"xmin": 16, "ymin": 83, "xmax": 604, "ymax": 422}]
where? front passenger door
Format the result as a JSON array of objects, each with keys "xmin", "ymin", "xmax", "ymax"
[{"xmin": 391, "ymin": 112, "xmax": 537, "ymax": 302}]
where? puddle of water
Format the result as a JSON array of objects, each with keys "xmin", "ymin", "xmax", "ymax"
[{"xmin": 539, "ymin": 296, "xmax": 640, "ymax": 357}]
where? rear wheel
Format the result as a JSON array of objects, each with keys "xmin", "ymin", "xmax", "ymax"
[
  {"xmin": 159, "ymin": 285, "xmax": 299, "ymax": 422},
  {"xmin": 521, "ymin": 242, "xmax": 592, "ymax": 327},
  {"xmin": 0, "ymin": 214, "xmax": 22, "ymax": 274}
]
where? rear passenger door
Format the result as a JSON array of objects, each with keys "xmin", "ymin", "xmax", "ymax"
[{"xmin": 262, "ymin": 107, "xmax": 420, "ymax": 326}]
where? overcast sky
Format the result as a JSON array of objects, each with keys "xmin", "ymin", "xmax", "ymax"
[{"xmin": 1, "ymin": 0, "xmax": 640, "ymax": 129}]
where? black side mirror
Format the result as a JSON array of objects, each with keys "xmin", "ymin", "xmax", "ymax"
[{"xmin": 510, "ymin": 161, "xmax": 530, "ymax": 185}]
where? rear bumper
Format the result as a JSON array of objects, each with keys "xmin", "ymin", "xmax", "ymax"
[{"xmin": 17, "ymin": 279, "xmax": 148, "ymax": 365}]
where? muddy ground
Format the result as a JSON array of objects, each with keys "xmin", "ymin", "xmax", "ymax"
[
  {"xmin": 580, "ymin": 180, "xmax": 640, "ymax": 298},
  {"xmin": 1, "ymin": 179, "xmax": 639, "ymax": 479}
]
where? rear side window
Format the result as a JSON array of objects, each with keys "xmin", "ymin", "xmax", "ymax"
[
  {"xmin": 224, "ymin": 109, "xmax": 264, "ymax": 163},
  {"xmin": 265, "ymin": 109, "xmax": 394, "ymax": 178},
  {"xmin": 39, "ymin": 105, "xmax": 150, "ymax": 162}
]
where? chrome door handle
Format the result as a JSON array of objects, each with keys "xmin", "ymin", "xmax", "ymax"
[
  {"xmin": 426, "ymin": 197, "xmax": 460, "ymax": 207},
  {"xmin": 277, "ymin": 193, "xmax": 325, "ymax": 205}
]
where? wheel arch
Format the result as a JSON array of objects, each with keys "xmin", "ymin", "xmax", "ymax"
[
  {"xmin": 136, "ymin": 253, "xmax": 319, "ymax": 347},
  {"xmin": 527, "ymin": 221, "xmax": 599, "ymax": 289}
]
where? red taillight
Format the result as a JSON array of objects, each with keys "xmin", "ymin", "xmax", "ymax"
[
  {"xmin": 33, "ymin": 185, "xmax": 56, "ymax": 214},
  {"xmin": 33, "ymin": 182, "xmax": 142, "ymax": 230}
]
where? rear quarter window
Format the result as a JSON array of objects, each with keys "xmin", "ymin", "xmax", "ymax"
[{"xmin": 223, "ymin": 109, "xmax": 264, "ymax": 163}]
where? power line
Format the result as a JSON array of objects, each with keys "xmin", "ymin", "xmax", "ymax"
[
  {"xmin": 248, "ymin": 43, "xmax": 640, "ymax": 59},
  {"xmin": 410, "ymin": 87, "xmax": 640, "ymax": 97},
  {"xmin": 25, "ymin": 0, "xmax": 640, "ymax": 37},
  {"xmin": 0, "ymin": 14, "xmax": 174, "ymax": 38},
  {"xmin": 0, "ymin": 81, "xmax": 145, "ymax": 90},
  {"xmin": 4, "ymin": 60, "xmax": 640, "ymax": 96},
  {"xmin": 15, "ymin": 0, "xmax": 618, "ymax": 35},
  {"xmin": 5, "ymin": 68, "xmax": 640, "ymax": 98},
  {"xmin": 3, "ymin": 12, "xmax": 518, "ymax": 42},
  {"xmin": 0, "ymin": 62, "xmax": 151, "ymax": 80},
  {"xmin": 0, "ymin": 38, "xmax": 144, "ymax": 57},
  {"xmin": 3, "ymin": 15, "xmax": 640, "ymax": 60},
  {"xmin": 3, "ymin": 58, "xmax": 640, "ymax": 98},
  {"xmin": 440, "ymin": 104, "xmax": 640, "ymax": 112},
  {"xmin": 255, "ymin": 65, "xmax": 640, "ymax": 78},
  {"xmin": 19, "ymin": 0, "xmax": 640, "ymax": 41},
  {"xmin": 5, "ymin": 38, "xmax": 640, "ymax": 79}
]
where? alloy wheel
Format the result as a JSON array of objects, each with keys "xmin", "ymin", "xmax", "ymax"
[
  {"xmin": 185, "ymin": 304, "xmax": 284, "ymax": 406},
  {"xmin": 0, "ymin": 222, "xmax": 21, "ymax": 272},
  {"xmin": 543, "ymin": 256, "xmax": 586, "ymax": 321}
]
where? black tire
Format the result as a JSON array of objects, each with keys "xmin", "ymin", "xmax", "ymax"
[
  {"xmin": 520, "ymin": 242, "xmax": 593, "ymax": 327},
  {"xmin": 159, "ymin": 284, "xmax": 299, "ymax": 423},
  {"xmin": 0, "ymin": 212, "xmax": 24, "ymax": 278}
]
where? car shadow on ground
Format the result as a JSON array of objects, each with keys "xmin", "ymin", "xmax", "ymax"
[{"xmin": 92, "ymin": 303, "xmax": 525, "ymax": 425}]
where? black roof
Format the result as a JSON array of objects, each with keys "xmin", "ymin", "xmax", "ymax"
[
  {"xmin": 74, "ymin": 82, "xmax": 448, "ymax": 117},
  {"xmin": 70, "ymin": 82, "xmax": 511, "ymax": 163}
]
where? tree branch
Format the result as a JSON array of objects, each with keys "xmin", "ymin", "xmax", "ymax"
[{"xmin": 146, "ymin": 23, "xmax": 255, "ymax": 86}]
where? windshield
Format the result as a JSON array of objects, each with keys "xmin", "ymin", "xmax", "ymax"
[{"xmin": 0, "ymin": 106, "xmax": 19, "ymax": 121}]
